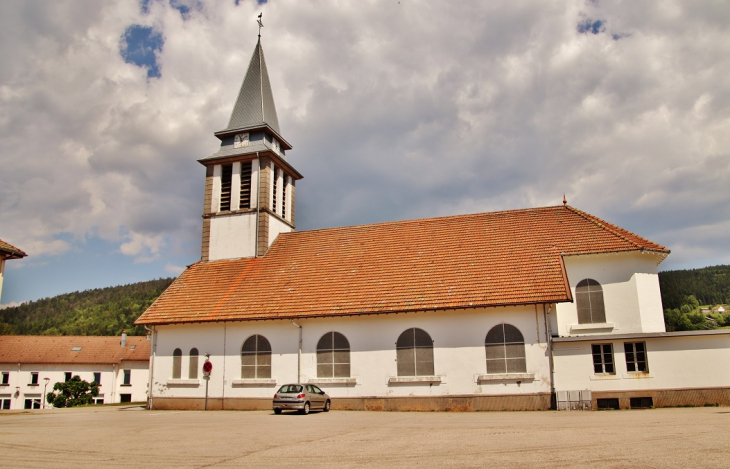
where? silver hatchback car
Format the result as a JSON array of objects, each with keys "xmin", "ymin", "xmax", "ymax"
[{"xmin": 273, "ymin": 383, "xmax": 331, "ymax": 415}]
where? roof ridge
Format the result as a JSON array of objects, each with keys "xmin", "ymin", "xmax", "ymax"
[{"xmin": 280, "ymin": 205, "xmax": 566, "ymax": 238}]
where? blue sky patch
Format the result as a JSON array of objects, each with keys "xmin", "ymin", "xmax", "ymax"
[
  {"xmin": 577, "ymin": 18, "xmax": 605, "ymax": 35},
  {"xmin": 120, "ymin": 25, "xmax": 164, "ymax": 78}
]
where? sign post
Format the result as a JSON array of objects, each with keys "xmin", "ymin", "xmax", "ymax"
[{"xmin": 203, "ymin": 360, "xmax": 212, "ymax": 410}]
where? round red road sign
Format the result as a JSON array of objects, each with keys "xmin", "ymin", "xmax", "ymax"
[{"xmin": 203, "ymin": 361, "xmax": 213, "ymax": 373}]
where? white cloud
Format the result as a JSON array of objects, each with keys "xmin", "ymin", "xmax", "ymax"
[{"xmin": 0, "ymin": 0, "xmax": 728, "ymax": 289}]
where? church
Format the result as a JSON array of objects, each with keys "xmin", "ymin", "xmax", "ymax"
[{"xmin": 134, "ymin": 35, "xmax": 730, "ymax": 412}]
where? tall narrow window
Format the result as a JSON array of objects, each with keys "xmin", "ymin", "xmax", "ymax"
[
  {"xmin": 282, "ymin": 175, "xmax": 287, "ymax": 219},
  {"xmin": 123, "ymin": 369, "xmax": 131, "ymax": 385},
  {"xmin": 576, "ymin": 279, "xmax": 606, "ymax": 324},
  {"xmin": 64, "ymin": 372, "xmax": 72, "ymax": 382},
  {"xmin": 396, "ymin": 328, "xmax": 434, "ymax": 377},
  {"xmin": 240, "ymin": 161, "xmax": 252, "ymax": 209},
  {"xmin": 592, "ymin": 344, "xmax": 615, "ymax": 374},
  {"xmin": 2, "ymin": 372, "xmax": 9, "ymax": 385},
  {"xmin": 241, "ymin": 335, "xmax": 272, "ymax": 379},
  {"xmin": 485, "ymin": 324, "xmax": 527, "ymax": 374},
  {"xmin": 172, "ymin": 348, "xmax": 182, "ymax": 379},
  {"xmin": 93, "ymin": 372, "xmax": 101, "ymax": 385},
  {"xmin": 272, "ymin": 165, "xmax": 278, "ymax": 213},
  {"xmin": 189, "ymin": 348, "xmax": 199, "ymax": 379},
  {"xmin": 317, "ymin": 332, "xmax": 351, "ymax": 378},
  {"xmin": 30, "ymin": 372, "xmax": 39, "ymax": 385},
  {"xmin": 220, "ymin": 164, "xmax": 233, "ymax": 211},
  {"xmin": 624, "ymin": 342, "xmax": 648, "ymax": 373}
]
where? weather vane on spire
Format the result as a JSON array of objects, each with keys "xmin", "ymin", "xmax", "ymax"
[{"xmin": 257, "ymin": 13, "xmax": 264, "ymax": 39}]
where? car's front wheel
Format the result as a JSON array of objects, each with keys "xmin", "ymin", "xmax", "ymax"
[
  {"xmin": 274, "ymin": 408, "xmax": 282, "ymax": 415},
  {"xmin": 300, "ymin": 402, "xmax": 310, "ymax": 415},
  {"xmin": 323, "ymin": 400, "xmax": 331, "ymax": 412}
]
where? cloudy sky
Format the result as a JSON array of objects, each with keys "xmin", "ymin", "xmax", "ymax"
[{"xmin": 1, "ymin": 0, "xmax": 729, "ymax": 306}]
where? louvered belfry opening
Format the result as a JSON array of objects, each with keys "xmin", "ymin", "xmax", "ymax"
[
  {"xmin": 271, "ymin": 165, "xmax": 278, "ymax": 213},
  {"xmin": 220, "ymin": 164, "xmax": 233, "ymax": 211},
  {"xmin": 281, "ymin": 176, "xmax": 287, "ymax": 219},
  {"xmin": 240, "ymin": 161, "xmax": 252, "ymax": 209},
  {"xmin": 396, "ymin": 328, "xmax": 434, "ymax": 377},
  {"xmin": 317, "ymin": 332, "xmax": 351, "ymax": 378},
  {"xmin": 576, "ymin": 278, "xmax": 606, "ymax": 324}
]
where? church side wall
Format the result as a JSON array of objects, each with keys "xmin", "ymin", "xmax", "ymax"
[
  {"xmin": 557, "ymin": 252, "xmax": 665, "ymax": 336},
  {"xmin": 150, "ymin": 306, "xmax": 553, "ymax": 410}
]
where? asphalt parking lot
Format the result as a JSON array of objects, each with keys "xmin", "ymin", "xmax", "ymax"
[{"xmin": 1, "ymin": 405, "xmax": 729, "ymax": 468}]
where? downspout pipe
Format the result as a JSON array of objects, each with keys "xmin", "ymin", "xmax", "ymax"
[
  {"xmin": 290, "ymin": 320, "xmax": 302, "ymax": 382},
  {"xmin": 543, "ymin": 304, "xmax": 556, "ymax": 409},
  {"xmin": 144, "ymin": 325, "xmax": 156, "ymax": 410}
]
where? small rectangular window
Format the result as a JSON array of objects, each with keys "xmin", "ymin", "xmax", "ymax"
[
  {"xmin": 24, "ymin": 398, "xmax": 41, "ymax": 409},
  {"xmin": 597, "ymin": 398, "xmax": 620, "ymax": 410},
  {"xmin": 93, "ymin": 372, "xmax": 101, "ymax": 385},
  {"xmin": 1, "ymin": 398, "xmax": 10, "ymax": 409},
  {"xmin": 1, "ymin": 372, "xmax": 9, "ymax": 385},
  {"xmin": 65, "ymin": 372, "xmax": 72, "ymax": 382},
  {"xmin": 123, "ymin": 370, "xmax": 131, "ymax": 386},
  {"xmin": 120, "ymin": 394, "xmax": 132, "ymax": 403},
  {"xmin": 591, "ymin": 344, "xmax": 615, "ymax": 374},
  {"xmin": 240, "ymin": 161, "xmax": 252, "ymax": 209},
  {"xmin": 624, "ymin": 342, "xmax": 648, "ymax": 373},
  {"xmin": 630, "ymin": 397, "xmax": 653, "ymax": 409},
  {"xmin": 220, "ymin": 164, "xmax": 233, "ymax": 211},
  {"xmin": 30, "ymin": 372, "xmax": 39, "ymax": 385}
]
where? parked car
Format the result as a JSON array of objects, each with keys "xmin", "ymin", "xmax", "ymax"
[{"xmin": 273, "ymin": 383, "xmax": 331, "ymax": 415}]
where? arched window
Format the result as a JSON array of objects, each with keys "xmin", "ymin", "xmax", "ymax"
[
  {"xmin": 485, "ymin": 324, "xmax": 526, "ymax": 374},
  {"xmin": 396, "ymin": 328, "xmax": 434, "ymax": 377},
  {"xmin": 172, "ymin": 348, "xmax": 182, "ymax": 379},
  {"xmin": 241, "ymin": 335, "xmax": 272, "ymax": 379},
  {"xmin": 576, "ymin": 279, "xmax": 606, "ymax": 324},
  {"xmin": 317, "ymin": 332, "xmax": 350, "ymax": 378},
  {"xmin": 189, "ymin": 348, "xmax": 199, "ymax": 379}
]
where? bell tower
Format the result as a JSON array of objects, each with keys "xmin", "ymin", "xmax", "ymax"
[{"xmin": 200, "ymin": 33, "xmax": 303, "ymax": 261}]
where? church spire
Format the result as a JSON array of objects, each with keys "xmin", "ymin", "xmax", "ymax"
[{"xmin": 223, "ymin": 36, "xmax": 281, "ymax": 135}]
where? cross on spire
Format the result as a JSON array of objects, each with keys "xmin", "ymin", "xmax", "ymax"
[{"xmin": 257, "ymin": 13, "xmax": 264, "ymax": 39}]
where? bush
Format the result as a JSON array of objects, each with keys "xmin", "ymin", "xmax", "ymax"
[{"xmin": 46, "ymin": 375, "xmax": 99, "ymax": 408}]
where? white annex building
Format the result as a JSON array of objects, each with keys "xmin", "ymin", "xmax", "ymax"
[
  {"xmin": 135, "ymin": 36, "xmax": 730, "ymax": 412},
  {"xmin": 0, "ymin": 334, "xmax": 150, "ymax": 409}
]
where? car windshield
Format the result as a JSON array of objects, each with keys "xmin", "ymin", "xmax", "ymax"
[{"xmin": 278, "ymin": 385, "xmax": 303, "ymax": 393}]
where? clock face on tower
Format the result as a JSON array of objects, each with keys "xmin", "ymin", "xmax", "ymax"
[{"xmin": 234, "ymin": 133, "xmax": 249, "ymax": 149}]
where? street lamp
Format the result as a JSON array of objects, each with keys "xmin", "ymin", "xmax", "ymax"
[{"xmin": 43, "ymin": 377, "xmax": 50, "ymax": 409}]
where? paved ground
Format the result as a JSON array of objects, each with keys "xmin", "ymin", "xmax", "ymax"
[{"xmin": 1, "ymin": 406, "xmax": 729, "ymax": 468}]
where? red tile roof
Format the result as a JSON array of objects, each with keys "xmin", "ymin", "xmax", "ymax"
[
  {"xmin": 0, "ymin": 336, "xmax": 150, "ymax": 365},
  {"xmin": 0, "ymin": 239, "xmax": 26, "ymax": 259},
  {"xmin": 135, "ymin": 205, "xmax": 669, "ymax": 325}
]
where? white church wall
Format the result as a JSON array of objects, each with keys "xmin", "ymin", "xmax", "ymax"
[
  {"xmin": 557, "ymin": 252, "xmax": 665, "ymax": 336},
  {"xmin": 552, "ymin": 333, "xmax": 730, "ymax": 393},
  {"xmin": 208, "ymin": 213, "xmax": 257, "ymax": 261},
  {"xmin": 152, "ymin": 305, "xmax": 554, "ymax": 402}
]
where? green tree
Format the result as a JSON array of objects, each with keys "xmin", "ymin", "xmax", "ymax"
[{"xmin": 46, "ymin": 375, "xmax": 99, "ymax": 408}]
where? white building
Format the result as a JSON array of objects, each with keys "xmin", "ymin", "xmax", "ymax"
[
  {"xmin": 134, "ymin": 36, "xmax": 730, "ymax": 411},
  {"xmin": 0, "ymin": 334, "xmax": 150, "ymax": 409}
]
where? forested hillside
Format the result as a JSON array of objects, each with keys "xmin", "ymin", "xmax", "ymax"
[
  {"xmin": 659, "ymin": 265, "xmax": 730, "ymax": 310},
  {"xmin": 0, "ymin": 278, "xmax": 173, "ymax": 336}
]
